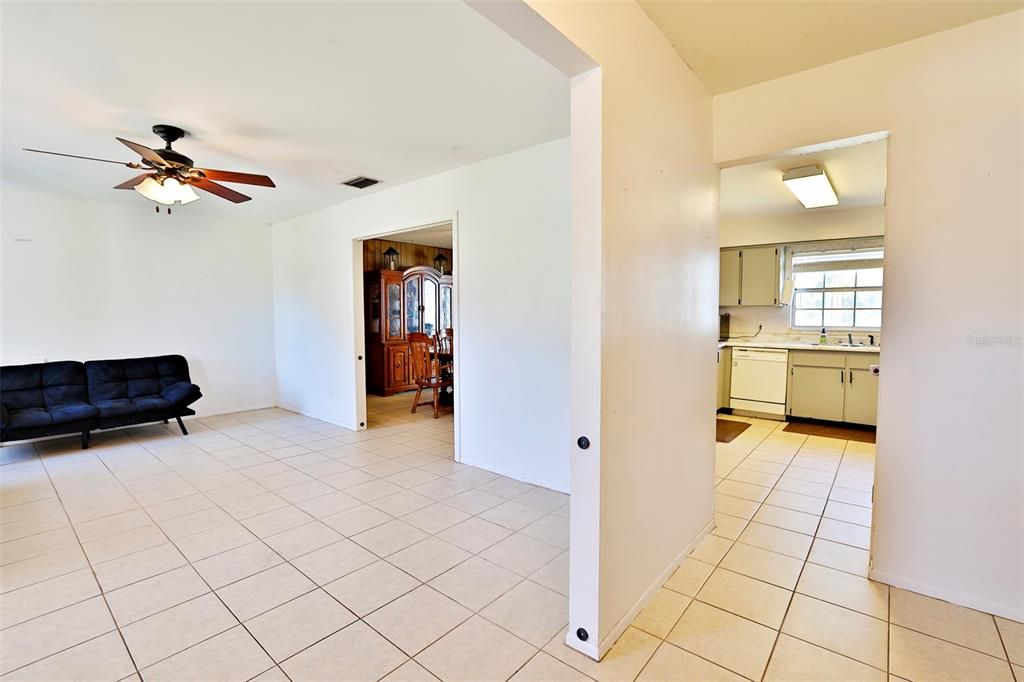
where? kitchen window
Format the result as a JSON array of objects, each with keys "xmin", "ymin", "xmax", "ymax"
[{"xmin": 791, "ymin": 247, "xmax": 883, "ymax": 330}]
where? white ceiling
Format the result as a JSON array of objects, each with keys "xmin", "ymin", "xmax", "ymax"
[
  {"xmin": 639, "ymin": 0, "xmax": 1023, "ymax": 94},
  {"xmin": 720, "ymin": 139, "xmax": 887, "ymax": 218},
  {"xmin": 389, "ymin": 222, "xmax": 454, "ymax": 249},
  {"xmin": 1, "ymin": 1, "xmax": 569, "ymax": 224}
]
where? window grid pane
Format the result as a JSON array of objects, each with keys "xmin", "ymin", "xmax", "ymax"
[{"xmin": 792, "ymin": 259, "xmax": 883, "ymax": 330}]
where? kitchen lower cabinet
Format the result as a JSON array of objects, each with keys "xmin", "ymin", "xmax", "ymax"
[
  {"xmin": 844, "ymin": 367, "xmax": 878, "ymax": 425},
  {"xmin": 789, "ymin": 365, "xmax": 846, "ymax": 422},
  {"xmin": 787, "ymin": 351, "xmax": 879, "ymax": 425}
]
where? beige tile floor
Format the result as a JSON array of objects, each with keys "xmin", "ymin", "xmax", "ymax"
[
  {"xmin": 0, "ymin": 395, "xmax": 567, "ymax": 681},
  {"xmin": 1, "ymin": 402, "xmax": 1020, "ymax": 681},
  {"xmin": 581, "ymin": 415, "xmax": 1022, "ymax": 682}
]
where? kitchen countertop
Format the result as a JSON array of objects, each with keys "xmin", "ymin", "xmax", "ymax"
[{"xmin": 717, "ymin": 340, "xmax": 880, "ymax": 353}]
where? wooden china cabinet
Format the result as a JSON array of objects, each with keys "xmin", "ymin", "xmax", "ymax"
[{"xmin": 365, "ymin": 265, "xmax": 453, "ymax": 396}]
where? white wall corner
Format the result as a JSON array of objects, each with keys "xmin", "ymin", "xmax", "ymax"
[{"xmin": 593, "ymin": 518, "xmax": 715, "ymax": 660}]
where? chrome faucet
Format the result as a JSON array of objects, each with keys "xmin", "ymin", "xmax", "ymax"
[
  {"xmin": 848, "ymin": 332, "xmax": 853, "ymax": 345},
  {"xmin": 869, "ymin": 334, "xmax": 876, "ymax": 346}
]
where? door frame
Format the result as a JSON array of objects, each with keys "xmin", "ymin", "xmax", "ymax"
[{"xmin": 351, "ymin": 212, "xmax": 462, "ymax": 463}]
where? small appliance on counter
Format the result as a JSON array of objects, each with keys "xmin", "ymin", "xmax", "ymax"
[{"xmin": 719, "ymin": 313, "xmax": 730, "ymax": 341}]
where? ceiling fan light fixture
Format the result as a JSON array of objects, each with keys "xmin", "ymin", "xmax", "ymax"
[
  {"xmin": 134, "ymin": 175, "xmax": 200, "ymax": 205},
  {"xmin": 782, "ymin": 165, "xmax": 838, "ymax": 208}
]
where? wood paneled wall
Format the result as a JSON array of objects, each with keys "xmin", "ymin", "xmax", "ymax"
[{"xmin": 362, "ymin": 238, "xmax": 453, "ymax": 273}]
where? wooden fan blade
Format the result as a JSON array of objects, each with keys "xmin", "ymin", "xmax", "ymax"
[
  {"xmin": 114, "ymin": 173, "xmax": 155, "ymax": 190},
  {"xmin": 115, "ymin": 137, "xmax": 169, "ymax": 167},
  {"xmin": 190, "ymin": 178, "xmax": 252, "ymax": 203},
  {"xmin": 24, "ymin": 148, "xmax": 139, "ymax": 167},
  {"xmin": 198, "ymin": 169, "xmax": 275, "ymax": 187}
]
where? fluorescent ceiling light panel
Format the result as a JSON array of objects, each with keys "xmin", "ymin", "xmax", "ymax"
[{"xmin": 782, "ymin": 165, "xmax": 838, "ymax": 208}]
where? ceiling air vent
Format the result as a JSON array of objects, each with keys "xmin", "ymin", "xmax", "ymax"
[{"xmin": 342, "ymin": 176, "xmax": 380, "ymax": 189}]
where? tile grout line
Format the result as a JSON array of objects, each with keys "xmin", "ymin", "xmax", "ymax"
[
  {"xmin": 759, "ymin": 436, "xmax": 876, "ymax": 680},
  {"xmin": 7, "ymin": 443, "xmax": 145, "ymax": 680},
  {"xmin": 79, "ymin": 429, "xmax": 284, "ymax": 680},
  {"xmin": 716, "ymin": 421, "xmax": 895, "ymax": 679},
  {"xmin": 3, "ymin": 407, "xmax": 560, "ymax": 681}
]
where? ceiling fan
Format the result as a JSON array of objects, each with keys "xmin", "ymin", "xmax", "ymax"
[{"xmin": 24, "ymin": 124, "xmax": 275, "ymax": 209}]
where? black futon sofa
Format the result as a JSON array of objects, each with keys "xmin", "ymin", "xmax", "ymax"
[{"xmin": 1, "ymin": 355, "xmax": 202, "ymax": 449}]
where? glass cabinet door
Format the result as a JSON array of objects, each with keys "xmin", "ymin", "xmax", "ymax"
[
  {"xmin": 440, "ymin": 285, "xmax": 452, "ymax": 330},
  {"xmin": 422, "ymin": 279, "xmax": 438, "ymax": 337},
  {"xmin": 405, "ymin": 276, "xmax": 420, "ymax": 334},
  {"xmin": 386, "ymin": 283, "xmax": 402, "ymax": 340},
  {"xmin": 368, "ymin": 282, "xmax": 381, "ymax": 335}
]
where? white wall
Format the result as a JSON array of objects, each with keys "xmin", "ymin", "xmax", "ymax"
[
  {"xmin": 526, "ymin": 0, "xmax": 718, "ymax": 657},
  {"xmin": 1, "ymin": 187, "xmax": 277, "ymax": 416},
  {"xmin": 721, "ymin": 205, "xmax": 884, "ymax": 248},
  {"xmin": 716, "ymin": 11, "xmax": 1024, "ymax": 621},
  {"xmin": 272, "ymin": 139, "xmax": 572, "ymax": 492}
]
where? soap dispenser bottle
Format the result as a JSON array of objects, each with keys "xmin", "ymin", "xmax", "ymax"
[{"xmin": 819, "ymin": 328, "xmax": 827, "ymax": 344}]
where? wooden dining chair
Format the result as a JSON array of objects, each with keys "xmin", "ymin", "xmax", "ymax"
[
  {"xmin": 437, "ymin": 328, "xmax": 454, "ymax": 356},
  {"xmin": 408, "ymin": 332, "xmax": 453, "ymax": 419}
]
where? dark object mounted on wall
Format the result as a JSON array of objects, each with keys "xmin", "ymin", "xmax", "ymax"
[
  {"xmin": 382, "ymin": 247, "xmax": 400, "ymax": 271},
  {"xmin": 433, "ymin": 252, "xmax": 449, "ymax": 274}
]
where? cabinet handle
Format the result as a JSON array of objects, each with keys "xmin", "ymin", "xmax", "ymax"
[
  {"xmin": 849, "ymin": 369, "xmax": 854, "ymax": 384},
  {"xmin": 840, "ymin": 369, "xmax": 844, "ymax": 383}
]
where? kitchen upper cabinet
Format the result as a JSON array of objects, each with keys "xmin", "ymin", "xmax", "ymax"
[
  {"xmin": 740, "ymin": 246, "xmax": 781, "ymax": 306},
  {"xmin": 719, "ymin": 246, "xmax": 781, "ymax": 307},
  {"xmin": 720, "ymin": 251, "xmax": 741, "ymax": 306},
  {"xmin": 790, "ymin": 365, "xmax": 846, "ymax": 422},
  {"xmin": 787, "ymin": 351, "xmax": 879, "ymax": 425}
]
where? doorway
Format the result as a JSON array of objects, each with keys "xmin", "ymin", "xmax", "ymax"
[
  {"xmin": 352, "ymin": 218, "xmax": 460, "ymax": 463},
  {"xmin": 712, "ymin": 134, "xmax": 888, "ymax": 575}
]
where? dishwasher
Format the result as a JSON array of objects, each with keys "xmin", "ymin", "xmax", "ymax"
[{"xmin": 729, "ymin": 347, "xmax": 789, "ymax": 416}]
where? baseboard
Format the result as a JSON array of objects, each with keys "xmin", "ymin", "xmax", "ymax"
[
  {"xmin": 273, "ymin": 402, "xmax": 358, "ymax": 431},
  {"xmin": 458, "ymin": 457, "xmax": 569, "ymax": 494},
  {"xmin": 869, "ymin": 569, "xmax": 1024, "ymax": 624},
  {"xmin": 591, "ymin": 517, "xmax": 715, "ymax": 660},
  {"xmin": 190, "ymin": 403, "xmax": 277, "ymax": 420}
]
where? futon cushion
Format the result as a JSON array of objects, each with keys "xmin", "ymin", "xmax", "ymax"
[
  {"xmin": 86, "ymin": 355, "xmax": 192, "ymax": 403},
  {"xmin": 94, "ymin": 399, "xmax": 138, "ymax": 418},
  {"xmin": 43, "ymin": 362, "xmax": 91, "ymax": 407},
  {"xmin": 1, "ymin": 361, "xmax": 90, "ymax": 411},
  {"xmin": 1, "ymin": 403, "xmax": 8, "ymax": 430},
  {"xmin": 160, "ymin": 381, "xmax": 201, "ymax": 407},
  {"xmin": 2, "ymin": 365, "xmax": 44, "ymax": 410},
  {"xmin": 50, "ymin": 402, "xmax": 99, "ymax": 425},
  {"xmin": 9, "ymin": 408, "xmax": 52, "ymax": 430},
  {"xmin": 133, "ymin": 395, "xmax": 170, "ymax": 412}
]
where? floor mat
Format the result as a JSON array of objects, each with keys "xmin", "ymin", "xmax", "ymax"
[
  {"xmin": 783, "ymin": 421, "xmax": 876, "ymax": 443},
  {"xmin": 716, "ymin": 419, "xmax": 751, "ymax": 443}
]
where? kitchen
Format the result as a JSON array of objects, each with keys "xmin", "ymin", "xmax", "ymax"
[{"xmin": 716, "ymin": 138, "xmax": 886, "ymax": 438}]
